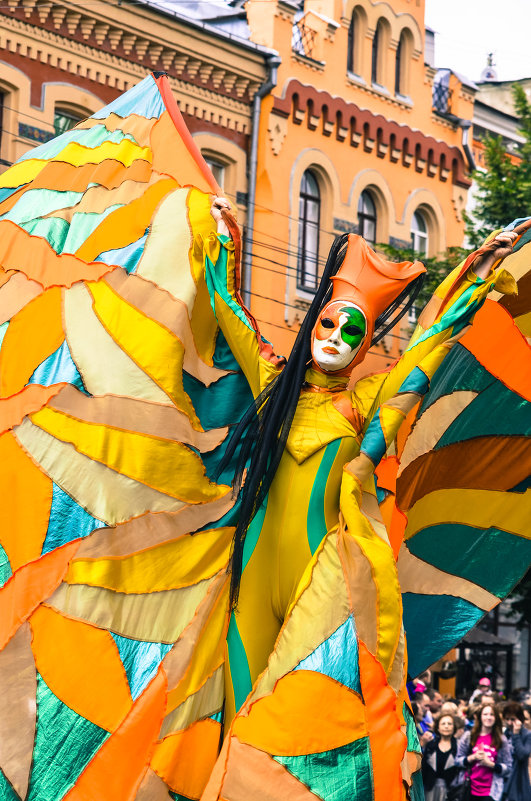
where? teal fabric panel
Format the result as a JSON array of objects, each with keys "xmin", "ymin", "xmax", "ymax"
[
  {"xmin": 95, "ymin": 232, "xmax": 148, "ymax": 273},
  {"xmin": 307, "ymin": 439, "xmax": 342, "ymax": 555},
  {"xmin": 17, "ymin": 125, "xmax": 139, "ymax": 163},
  {"xmin": 407, "ymin": 524, "xmax": 531, "ymax": 598},
  {"xmin": 19, "ymin": 217, "xmax": 69, "ymax": 252},
  {"xmin": 398, "ymin": 366, "xmax": 430, "ymax": 396},
  {"xmin": 27, "ymin": 673, "xmax": 109, "ymax": 801},
  {"xmin": 59, "ymin": 205, "xmax": 123, "ymax": 255},
  {"xmin": 42, "ymin": 483, "xmax": 105, "ymax": 555},
  {"xmin": 169, "ymin": 793, "xmax": 195, "ymax": 801},
  {"xmin": 274, "ymin": 736, "xmax": 373, "ymax": 801},
  {"xmin": 92, "ymin": 75, "xmax": 164, "ymax": 121},
  {"xmin": 409, "ymin": 768, "xmax": 425, "ymax": 801},
  {"xmin": 227, "ymin": 613, "xmax": 253, "ymax": 713},
  {"xmin": 241, "ymin": 500, "xmax": 267, "ymax": 574},
  {"xmin": 404, "ymin": 701, "xmax": 421, "ymax": 754},
  {"xmin": 0, "ymin": 770, "xmax": 19, "ymax": 800},
  {"xmin": 0, "ymin": 541, "xmax": 12, "ymax": 589},
  {"xmin": 294, "ymin": 617, "xmax": 361, "ymax": 695},
  {"xmin": 28, "ymin": 339, "xmax": 88, "ymax": 394},
  {"xmin": 403, "ymin": 593, "xmax": 483, "ymax": 678},
  {"xmin": 436, "ymin": 380, "xmax": 530, "ymax": 446},
  {"xmin": 419, "ymin": 346, "xmax": 491, "ymax": 414},
  {"xmin": 0, "ymin": 189, "xmax": 83, "ymax": 225},
  {"xmin": 360, "ymin": 408, "xmax": 387, "ymax": 466},
  {"xmin": 110, "ymin": 633, "xmax": 172, "ymax": 701}
]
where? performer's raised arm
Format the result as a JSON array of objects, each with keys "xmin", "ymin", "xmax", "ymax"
[{"xmin": 203, "ymin": 196, "xmax": 284, "ymax": 398}]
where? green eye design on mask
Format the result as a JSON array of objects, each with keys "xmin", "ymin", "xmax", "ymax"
[{"xmin": 339, "ymin": 307, "xmax": 366, "ymax": 348}]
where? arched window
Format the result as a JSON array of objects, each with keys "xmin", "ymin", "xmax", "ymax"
[
  {"xmin": 297, "ymin": 170, "xmax": 321, "ymax": 291},
  {"xmin": 371, "ymin": 23, "xmax": 380, "ymax": 84},
  {"xmin": 203, "ymin": 156, "xmax": 225, "ymax": 190},
  {"xmin": 358, "ymin": 190, "xmax": 377, "ymax": 244},
  {"xmin": 411, "ymin": 210, "xmax": 428, "ymax": 255}
]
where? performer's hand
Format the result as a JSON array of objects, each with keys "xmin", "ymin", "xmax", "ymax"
[
  {"xmin": 210, "ymin": 196, "xmax": 232, "ymax": 236},
  {"xmin": 474, "ymin": 230, "xmax": 518, "ymax": 279}
]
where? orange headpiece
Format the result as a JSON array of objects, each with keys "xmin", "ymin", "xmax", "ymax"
[{"xmin": 317, "ymin": 235, "xmax": 426, "ymax": 371}]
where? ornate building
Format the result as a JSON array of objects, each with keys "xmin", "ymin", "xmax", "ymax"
[{"xmin": 0, "ymin": 0, "xmax": 478, "ymax": 368}]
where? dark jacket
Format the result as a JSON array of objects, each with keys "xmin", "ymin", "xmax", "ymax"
[
  {"xmin": 422, "ymin": 737, "xmax": 459, "ymax": 792},
  {"xmin": 505, "ymin": 727, "xmax": 531, "ymax": 801}
]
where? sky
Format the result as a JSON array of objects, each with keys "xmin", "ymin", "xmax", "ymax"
[{"xmin": 424, "ymin": 0, "xmax": 531, "ymax": 83}]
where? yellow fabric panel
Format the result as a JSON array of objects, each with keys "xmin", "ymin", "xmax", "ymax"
[
  {"xmin": 66, "ymin": 527, "xmax": 233, "ymax": 594},
  {"xmin": 13, "ymin": 418, "xmax": 185, "ymax": 525},
  {"xmin": 515, "ymin": 310, "xmax": 531, "ymax": 336},
  {"xmin": 30, "ymin": 605, "xmax": 132, "ymax": 732},
  {"xmin": 340, "ymin": 470, "xmax": 402, "ymax": 674},
  {"xmin": 88, "ymin": 278, "xmax": 202, "ymax": 429},
  {"xmin": 29, "ymin": 405, "xmax": 226, "ymax": 503},
  {"xmin": 160, "ymin": 664, "xmax": 224, "ymax": 738},
  {"xmin": 63, "ymin": 282, "xmax": 170, "ymax": 402},
  {"xmin": 189, "ymin": 190, "xmax": 221, "ymax": 366},
  {"xmin": 135, "ymin": 188, "xmax": 196, "ymax": 304},
  {"xmin": 48, "ymin": 578, "xmax": 213, "ymax": 644},
  {"xmin": 379, "ymin": 406, "xmax": 406, "ymax": 450},
  {"xmin": 405, "ymin": 488, "xmax": 531, "ymax": 540},
  {"xmin": 166, "ymin": 580, "xmax": 228, "ymax": 712}
]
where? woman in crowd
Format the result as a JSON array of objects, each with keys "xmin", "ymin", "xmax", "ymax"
[
  {"xmin": 422, "ymin": 713, "xmax": 459, "ymax": 801},
  {"xmin": 502, "ymin": 702, "xmax": 531, "ymax": 801},
  {"xmin": 456, "ymin": 703, "xmax": 512, "ymax": 801}
]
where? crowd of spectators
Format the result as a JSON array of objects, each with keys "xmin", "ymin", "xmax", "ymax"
[{"xmin": 408, "ymin": 670, "xmax": 531, "ymax": 801}]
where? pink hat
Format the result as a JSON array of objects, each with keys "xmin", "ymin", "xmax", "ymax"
[{"xmin": 479, "ymin": 677, "xmax": 491, "ymax": 686}]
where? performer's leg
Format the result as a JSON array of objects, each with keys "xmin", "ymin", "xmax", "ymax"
[{"xmin": 224, "ymin": 507, "xmax": 282, "ymax": 727}]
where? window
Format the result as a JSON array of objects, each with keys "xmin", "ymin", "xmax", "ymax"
[
  {"xmin": 395, "ymin": 35, "xmax": 403, "ymax": 95},
  {"xmin": 371, "ymin": 23, "xmax": 380, "ymax": 84},
  {"xmin": 347, "ymin": 13, "xmax": 355, "ymax": 73},
  {"xmin": 54, "ymin": 108, "xmax": 83, "ymax": 136},
  {"xmin": 203, "ymin": 157, "xmax": 225, "ymax": 190},
  {"xmin": 297, "ymin": 170, "xmax": 320, "ymax": 291},
  {"xmin": 358, "ymin": 190, "xmax": 377, "ymax": 244},
  {"xmin": 411, "ymin": 210, "xmax": 428, "ymax": 255}
]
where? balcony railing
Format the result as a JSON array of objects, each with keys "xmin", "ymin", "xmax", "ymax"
[
  {"xmin": 432, "ymin": 82, "xmax": 453, "ymax": 115},
  {"xmin": 292, "ymin": 21, "xmax": 317, "ymax": 60}
]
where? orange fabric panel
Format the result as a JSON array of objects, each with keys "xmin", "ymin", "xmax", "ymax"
[
  {"xmin": 0, "ymin": 431, "xmax": 53, "ymax": 570},
  {"xmin": 461, "ymin": 300, "xmax": 531, "ymax": 401},
  {"xmin": 151, "ymin": 718, "xmax": 220, "ymax": 798},
  {"xmin": 0, "ymin": 287, "xmax": 64, "ymax": 397},
  {"xmin": 0, "ymin": 220, "xmax": 115, "ymax": 289},
  {"xmin": 0, "ymin": 541, "xmax": 79, "ymax": 650},
  {"xmin": 64, "ymin": 668, "xmax": 168, "ymax": 801},
  {"xmin": 358, "ymin": 640, "xmax": 406, "ymax": 801},
  {"xmin": 232, "ymin": 670, "xmax": 367, "ymax": 757},
  {"xmin": 0, "ymin": 383, "xmax": 65, "ymax": 435},
  {"xmin": 75, "ymin": 178, "xmax": 176, "ymax": 262},
  {"xmin": 30, "ymin": 604, "xmax": 133, "ymax": 732}
]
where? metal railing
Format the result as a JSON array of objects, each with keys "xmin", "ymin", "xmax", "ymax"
[{"xmin": 292, "ymin": 21, "xmax": 317, "ymax": 60}]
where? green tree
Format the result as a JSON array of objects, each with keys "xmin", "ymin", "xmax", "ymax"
[{"xmin": 464, "ymin": 83, "xmax": 531, "ymax": 248}]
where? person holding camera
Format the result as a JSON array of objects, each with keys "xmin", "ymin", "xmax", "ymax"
[{"xmin": 503, "ymin": 703, "xmax": 531, "ymax": 801}]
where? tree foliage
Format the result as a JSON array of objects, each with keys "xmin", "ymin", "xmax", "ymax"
[{"xmin": 464, "ymin": 83, "xmax": 531, "ymax": 248}]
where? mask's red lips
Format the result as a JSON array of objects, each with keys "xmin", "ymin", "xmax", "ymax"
[{"xmin": 322, "ymin": 346, "xmax": 339, "ymax": 354}]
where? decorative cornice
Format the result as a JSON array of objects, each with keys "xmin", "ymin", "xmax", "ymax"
[
  {"xmin": 0, "ymin": 0, "xmax": 263, "ymax": 105},
  {"xmin": 272, "ymin": 79, "xmax": 472, "ymax": 188}
]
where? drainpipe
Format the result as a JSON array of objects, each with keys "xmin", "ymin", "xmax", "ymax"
[
  {"xmin": 459, "ymin": 119, "xmax": 476, "ymax": 172},
  {"xmin": 242, "ymin": 52, "xmax": 281, "ymax": 306}
]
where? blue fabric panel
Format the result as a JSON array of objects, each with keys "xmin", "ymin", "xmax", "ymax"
[
  {"xmin": 0, "ymin": 541, "xmax": 12, "ymax": 589},
  {"xmin": 92, "ymin": 75, "xmax": 164, "ymax": 121},
  {"xmin": 27, "ymin": 674, "xmax": 109, "ymax": 801},
  {"xmin": 42, "ymin": 483, "xmax": 105, "ymax": 555},
  {"xmin": 95, "ymin": 232, "xmax": 148, "ymax": 273},
  {"xmin": 294, "ymin": 616, "xmax": 361, "ymax": 695},
  {"xmin": 398, "ymin": 366, "xmax": 430, "ymax": 396},
  {"xmin": 28, "ymin": 339, "xmax": 88, "ymax": 394},
  {"xmin": 0, "ymin": 186, "xmax": 23, "ymax": 203},
  {"xmin": 360, "ymin": 409, "xmax": 387, "ymax": 464},
  {"xmin": 110, "ymin": 633, "xmax": 172, "ymax": 701},
  {"xmin": 59, "ymin": 204, "xmax": 123, "ymax": 255},
  {"xmin": 403, "ymin": 593, "xmax": 484, "ymax": 678},
  {"xmin": 0, "ymin": 321, "xmax": 8, "ymax": 352}
]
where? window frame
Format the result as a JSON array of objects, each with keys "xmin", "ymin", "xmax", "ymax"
[
  {"xmin": 297, "ymin": 170, "xmax": 321, "ymax": 293},
  {"xmin": 358, "ymin": 190, "xmax": 377, "ymax": 245}
]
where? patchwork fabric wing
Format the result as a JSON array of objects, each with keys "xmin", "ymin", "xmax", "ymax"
[
  {"xmin": 0, "ymin": 74, "xmax": 255, "ymax": 801},
  {"xmin": 392, "ymin": 221, "xmax": 531, "ymax": 677}
]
